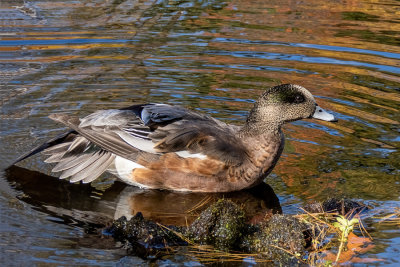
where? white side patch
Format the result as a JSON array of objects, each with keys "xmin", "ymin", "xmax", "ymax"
[
  {"xmin": 114, "ymin": 156, "xmax": 151, "ymax": 188},
  {"xmin": 176, "ymin": 151, "xmax": 207, "ymax": 159}
]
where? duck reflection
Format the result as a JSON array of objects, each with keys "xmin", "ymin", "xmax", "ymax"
[{"xmin": 5, "ymin": 165, "xmax": 281, "ymax": 226}]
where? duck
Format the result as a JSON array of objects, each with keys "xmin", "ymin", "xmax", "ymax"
[{"xmin": 13, "ymin": 84, "xmax": 337, "ymax": 192}]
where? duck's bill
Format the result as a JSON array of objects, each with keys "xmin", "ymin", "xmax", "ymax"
[{"xmin": 312, "ymin": 105, "xmax": 337, "ymax": 122}]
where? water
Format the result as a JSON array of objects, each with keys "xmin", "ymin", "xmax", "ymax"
[{"xmin": 0, "ymin": 0, "xmax": 399, "ymax": 265}]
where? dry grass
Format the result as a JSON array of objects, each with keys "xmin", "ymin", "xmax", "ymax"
[
  {"xmin": 185, "ymin": 195, "xmax": 214, "ymax": 214},
  {"xmin": 295, "ymin": 207, "xmax": 371, "ymax": 266},
  {"xmin": 185, "ymin": 245, "xmax": 272, "ymax": 264},
  {"xmin": 157, "ymin": 223, "xmax": 272, "ymax": 264}
]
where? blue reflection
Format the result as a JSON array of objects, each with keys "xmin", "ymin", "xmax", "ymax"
[
  {"xmin": 205, "ymin": 50, "xmax": 400, "ymax": 74},
  {"xmin": 214, "ymin": 37, "xmax": 400, "ymax": 60},
  {"xmin": 0, "ymin": 38, "xmax": 134, "ymax": 46},
  {"xmin": 292, "ymin": 120, "xmax": 344, "ymax": 137},
  {"xmin": 317, "ymin": 96, "xmax": 362, "ymax": 107}
]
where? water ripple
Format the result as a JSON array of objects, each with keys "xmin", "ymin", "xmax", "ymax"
[{"xmin": 214, "ymin": 37, "xmax": 400, "ymax": 60}]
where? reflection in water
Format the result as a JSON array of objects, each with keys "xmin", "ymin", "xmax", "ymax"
[
  {"xmin": 5, "ymin": 166, "xmax": 124, "ymax": 226},
  {"xmin": 5, "ymin": 166, "xmax": 281, "ymax": 227}
]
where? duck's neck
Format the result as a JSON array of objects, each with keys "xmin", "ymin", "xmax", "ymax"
[
  {"xmin": 238, "ymin": 106, "xmax": 283, "ymax": 137},
  {"xmin": 235, "ymin": 121, "xmax": 285, "ymax": 190},
  {"xmin": 239, "ymin": 121, "xmax": 281, "ymax": 137}
]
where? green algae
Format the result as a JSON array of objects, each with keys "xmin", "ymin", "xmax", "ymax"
[
  {"xmin": 108, "ymin": 212, "xmax": 187, "ymax": 257},
  {"xmin": 243, "ymin": 215, "xmax": 307, "ymax": 265},
  {"xmin": 186, "ymin": 199, "xmax": 247, "ymax": 250}
]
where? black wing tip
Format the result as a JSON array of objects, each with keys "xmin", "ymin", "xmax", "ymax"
[
  {"xmin": 10, "ymin": 142, "xmax": 51, "ymax": 166},
  {"xmin": 10, "ymin": 131, "xmax": 77, "ymax": 166}
]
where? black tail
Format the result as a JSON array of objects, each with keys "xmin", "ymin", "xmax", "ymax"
[{"xmin": 11, "ymin": 130, "xmax": 77, "ymax": 166}]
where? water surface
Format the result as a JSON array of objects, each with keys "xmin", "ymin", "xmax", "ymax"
[{"xmin": 1, "ymin": 0, "xmax": 399, "ymax": 265}]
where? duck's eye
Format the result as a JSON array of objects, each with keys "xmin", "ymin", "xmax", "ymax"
[{"xmin": 293, "ymin": 94, "xmax": 305, "ymax": 104}]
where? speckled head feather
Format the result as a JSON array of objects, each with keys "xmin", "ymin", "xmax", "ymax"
[{"xmin": 242, "ymin": 84, "xmax": 317, "ymax": 134}]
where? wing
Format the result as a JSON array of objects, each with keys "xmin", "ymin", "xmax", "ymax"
[
  {"xmin": 13, "ymin": 103, "xmax": 249, "ymax": 183},
  {"xmin": 150, "ymin": 120, "xmax": 249, "ymax": 166},
  {"xmin": 73, "ymin": 103, "xmax": 248, "ymax": 166},
  {"xmin": 126, "ymin": 104, "xmax": 250, "ymax": 166},
  {"xmin": 12, "ymin": 130, "xmax": 117, "ymax": 183}
]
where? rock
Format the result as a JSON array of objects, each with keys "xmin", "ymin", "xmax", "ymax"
[
  {"xmin": 304, "ymin": 198, "xmax": 367, "ymax": 216},
  {"xmin": 108, "ymin": 199, "xmax": 310, "ymax": 264},
  {"xmin": 322, "ymin": 198, "xmax": 367, "ymax": 215},
  {"xmin": 186, "ymin": 199, "xmax": 247, "ymax": 250},
  {"xmin": 243, "ymin": 214, "xmax": 307, "ymax": 265},
  {"xmin": 107, "ymin": 212, "xmax": 187, "ymax": 258}
]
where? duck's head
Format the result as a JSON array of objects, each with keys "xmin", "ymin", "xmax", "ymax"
[{"xmin": 244, "ymin": 84, "xmax": 336, "ymax": 133}]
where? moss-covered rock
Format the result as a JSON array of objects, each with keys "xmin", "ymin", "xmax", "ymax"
[
  {"xmin": 186, "ymin": 199, "xmax": 247, "ymax": 250},
  {"xmin": 243, "ymin": 214, "xmax": 307, "ymax": 265},
  {"xmin": 107, "ymin": 199, "xmax": 310, "ymax": 264},
  {"xmin": 107, "ymin": 212, "xmax": 187, "ymax": 257}
]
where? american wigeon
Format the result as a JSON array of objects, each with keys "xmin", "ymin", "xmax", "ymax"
[{"xmin": 14, "ymin": 84, "xmax": 336, "ymax": 192}]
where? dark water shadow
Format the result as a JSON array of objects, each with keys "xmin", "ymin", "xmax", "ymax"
[{"xmin": 5, "ymin": 165, "xmax": 281, "ymax": 228}]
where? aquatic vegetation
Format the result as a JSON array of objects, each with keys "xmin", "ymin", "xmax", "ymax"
[
  {"xmin": 107, "ymin": 212, "xmax": 187, "ymax": 257},
  {"xmin": 244, "ymin": 214, "xmax": 307, "ymax": 265},
  {"xmin": 299, "ymin": 198, "xmax": 374, "ymax": 265},
  {"xmin": 107, "ymin": 198, "xmax": 375, "ymax": 265},
  {"xmin": 333, "ymin": 215, "xmax": 360, "ymax": 263},
  {"xmin": 186, "ymin": 199, "xmax": 247, "ymax": 250}
]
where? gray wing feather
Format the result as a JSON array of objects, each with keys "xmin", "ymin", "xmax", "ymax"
[
  {"xmin": 35, "ymin": 125, "xmax": 118, "ymax": 183},
  {"xmin": 52, "ymin": 148, "xmax": 115, "ymax": 182},
  {"xmin": 69, "ymin": 152, "xmax": 115, "ymax": 183},
  {"xmin": 81, "ymin": 155, "xmax": 116, "ymax": 183},
  {"xmin": 44, "ymin": 152, "xmax": 69, "ymax": 163},
  {"xmin": 50, "ymin": 114, "xmax": 140, "ymax": 160},
  {"xmin": 66, "ymin": 136, "xmax": 89, "ymax": 153},
  {"xmin": 54, "ymin": 153, "xmax": 94, "ymax": 174},
  {"xmin": 42, "ymin": 142, "xmax": 72, "ymax": 155}
]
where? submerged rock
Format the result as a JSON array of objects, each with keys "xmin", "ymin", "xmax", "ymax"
[
  {"xmin": 304, "ymin": 198, "xmax": 367, "ymax": 215},
  {"xmin": 107, "ymin": 212, "xmax": 187, "ymax": 257},
  {"xmin": 186, "ymin": 199, "xmax": 247, "ymax": 250},
  {"xmin": 323, "ymin": 198, "xmax": 367, "ymax": 215}
]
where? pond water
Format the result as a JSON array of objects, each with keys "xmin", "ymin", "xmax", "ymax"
[{"xmin": 0, "ymin": 0, "xmax": 399, "ymax": 265}]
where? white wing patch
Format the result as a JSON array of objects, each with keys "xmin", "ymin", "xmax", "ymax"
[
  {"xmin": 176, "ymin": 151, "xmax": 207, "ymax": 159},
  {"xmin": 117, "ymin": 131, "xmax": 158, "ymax": 154}
]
